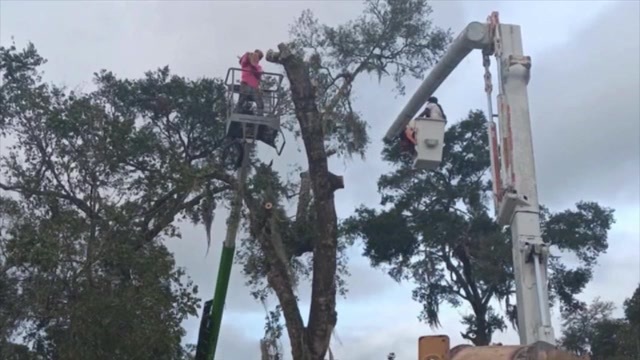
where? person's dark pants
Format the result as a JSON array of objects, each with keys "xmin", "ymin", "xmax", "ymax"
[
  {"xmin": 399, "ymin": 133, "xmax": 417, "ymax": 157},
  {"xmin": 235, "ymin": 82, "xmax": 264, "ymax": 116}
]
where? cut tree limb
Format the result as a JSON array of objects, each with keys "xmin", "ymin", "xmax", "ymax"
[{"xmin": 328, "ymin": 172, "xmax": 344, "ymax": 192}]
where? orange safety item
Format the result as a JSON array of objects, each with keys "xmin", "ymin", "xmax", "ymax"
[{"xmin": 418, "ymin": 335, "xmax": 587, "ymax": 360}]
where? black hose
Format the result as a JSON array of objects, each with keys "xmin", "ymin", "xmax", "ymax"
[
  {"xmin": 233, "ymin": 141, "xmax": 244, "ymax": 170},
  {"xmin": 195, "ymin": 299, "xmax": 214, "ymax": 360}
]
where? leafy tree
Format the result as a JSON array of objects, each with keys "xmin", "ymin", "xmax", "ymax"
[
  {"xmin": 624, "ymin": 285, "xmax": 640, "ymax": 358},
  {"xmin": 342, "ymin": 110, "xmax": 615, "ymax": 345},
  {"xmin": 560, "ymin": 286, "xmax": 640, "ymax": 360},
  {"xmin": 560, "ymin": 298, "xmax": 617, "ymax": 357},
  {"xmin": 0, "ymin": 42, "xmax": 231, "ymax": 359},
  {"xmin": 233, "ymin": 1, "xmax": 450, "ymax": 358},
  {"xmin": 624, "ymin": 284, "xmax": 640, "ymax": 329},
  {"xmin": 1, "ymin": 0, "xmax": 452, "ymax": 358}
]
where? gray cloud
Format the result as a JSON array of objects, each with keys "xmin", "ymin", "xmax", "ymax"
[
  {"xmin": 530, "ymin": 0, "xmax": 640, "ymax": 210},
  {"xmin": 209, "ymin": 322, "xmax": 263, "ymax": 360},
  {"xmin": 587, "ymin": 229, "xmax": 640, "ymax": 307},
  {"xmin": 2, "ymin": 1, "xmax": 638, "ymax": 359}
]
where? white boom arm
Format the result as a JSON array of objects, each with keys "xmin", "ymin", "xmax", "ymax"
[
  {"xmin": 384, "ymin": 21, "xmax": 492, "ymax": 140},
  {"xmin": 494, "ymin": 20, "xmax": 555, "ymax": 345},
  {"xmin": 386, "ymin": 13, "xmax": 555, "ymax": 345}
]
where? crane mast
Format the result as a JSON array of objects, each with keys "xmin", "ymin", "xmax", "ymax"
[
  {"xmin": 486, "ymin": 12, "xmax": 555, "ymax": 344},
  {"xmin": 386, "ymin": 12, "xmax": 554, "ymax": 345}
]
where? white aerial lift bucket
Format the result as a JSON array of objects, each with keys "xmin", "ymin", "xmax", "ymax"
[{"xmin": 413, "ymin": 116, "xmax": 446, "ymax": 170}]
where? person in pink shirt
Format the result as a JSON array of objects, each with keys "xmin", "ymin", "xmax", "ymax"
[{"xmin": 235, "ymin": 49, "xmax": 264, "ymax": 116}]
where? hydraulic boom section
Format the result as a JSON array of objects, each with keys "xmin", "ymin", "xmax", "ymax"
[
  {"xmin": 385, "ymin": 21, "xmax": 492, "ymax": 171},
  {"xmin": 387, "ymin": 11, "xmax": 555, "ymax": 347},
  {"xmin": 196, "ymin": 67, "xmax": 287, "ymax": 360},
  {"xmin": 486, "ymin": 15, "xmax": 555, "ymax": 345}
]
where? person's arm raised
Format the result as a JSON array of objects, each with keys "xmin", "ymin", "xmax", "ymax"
[{"xmin": 239, "ymin": 52, "xmax": 251, "ymax": 66}]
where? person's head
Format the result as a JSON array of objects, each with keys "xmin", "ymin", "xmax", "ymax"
[
  {"xmin": 254, "ymin": 49, "xmax": 264, "ymax": 61},
  {"xmin": 428, "ymin": 96, "xmax": 438, "ymax": 104}
]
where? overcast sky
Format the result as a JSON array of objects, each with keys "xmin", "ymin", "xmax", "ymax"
[{"xmin": 1, "ymin": 0, "xmax": 639, "ymax": 359}]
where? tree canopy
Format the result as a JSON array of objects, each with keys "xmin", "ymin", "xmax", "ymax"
[
  {"xmin": 238, "ymin": 1, "xmax": 451, "ymax": 358},
  {"xmin": 0, "ymin": 42, "xmax": 234, "ymax": 359},
  {"xmin": 342, "ymin": 110, "xmax": 615, "ymax": 345},
  {"xmin": 559, "ymin": 285, "xmax": 640, "ymax": 360},
  {"xmin": 0, "ymin": 1, "xmax": 453, "ymax": 359}
]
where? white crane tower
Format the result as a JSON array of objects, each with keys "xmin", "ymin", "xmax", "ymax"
[{"xmin": 386, "ymin": 12, "xmax": 555, "ymax": 345}]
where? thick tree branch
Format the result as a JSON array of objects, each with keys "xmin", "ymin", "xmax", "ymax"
[
  {"xmin": 322, "ymin": 72, "xmax": 351, "ymax": 97},
  {"xmin": 456, "ymin": 240, "xmax": 481, "ymax": 304},
  {"xmin": 248, "ymin": 203, "xmax": 309, "ymax": 359},
  {"xmin": 0, "ymin": 182, "xmax": 94, "ymax": 217},
  {"xmin": 140, "ymin": 187, "xmax": 184, "ymax": 222},
  {"xmin": 443, "ymin": 271, "xmax": 469, "ymax": 301},
  {"xmin": 29, "ymin": 126, "xmax": 93, "ymax": 217},
  {"xmin": 139, "ymin": 183, "xmax": 232, "ymax": 246},
  {"xmin": 328, "ymin": 173, "xmax": 344, "ymax": 192},
  {"xmin": 322, "ymin": 77, "xmax": 353, "ymax": 119},
  {"xmin": 482, "ymin": 285, "xmax": 496, "ymax": 308},
  {"xmin": 3, "ymin": 167, "xmax": 232, "ymax": 252},
  {"xmin": 440, "ymin": 248, "xmax": 474, "ymax": 303},
  {"xmin": 164, "ymin": 113, "xmax": 189, "ymax": 160}
]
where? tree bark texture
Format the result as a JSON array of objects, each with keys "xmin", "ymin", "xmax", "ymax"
[
  {"xmin": 250, "ymin": 206, "xmax": 309, "ymax": 359},
  {"xmin": 261, "ymin": 340, "xmax": 270, "ymax": 360},
  {"xmin": 267, "ymin": 44, "xmax": 339, "ymax": 360}
]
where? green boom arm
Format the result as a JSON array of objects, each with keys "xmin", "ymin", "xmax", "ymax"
[{"xmin": 203, "ymin": 142, "xmax": 252, "ymax": 360}]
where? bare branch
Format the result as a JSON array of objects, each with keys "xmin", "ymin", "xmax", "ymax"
[
  {"xmin": 0, "ymin": 181, "xmax": 94, "ymax": 217},
  {"xmin": 139, "ymin": 191, "xmax": 210, "ymax": 247}
]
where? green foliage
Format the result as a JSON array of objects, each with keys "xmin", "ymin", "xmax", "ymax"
[
  {"xmin": 560, "ymin": 298, "xmax": 616, "ymax": 357},
  {"xmin": 2, "ymin": 1, "xmax": 453, "ymax": 358},
  {"xmin": 285, "ymin": 0, "xmax": 451, "ymax": 158},
  {"xmin": 559, "ymin": 288, "xmax": 640, "ymax": 360},
  {"xmin": 231, "ymin": 2, "xmax": 452, "ymax": 357},
  {"xmin": 624, "ymin": 283, "xmax": 640, "ymax": 328},
  {"xmin": 342, "ymin": 110, "xmax": 615, "ymax": 345},
  {"xmin": 260, "ymin": 304, "xmax": 285, "ymax": 359},
  {"xmin": 542, "ymin": 201, "xmax": 615, "ymax": 314},
  {"xmin": 237, "ymin": 0, "xmax": 451, "ymax": 319},
  {"xmin": 0, "ymin": 42, "xmax": 235, "ymax": 358}
]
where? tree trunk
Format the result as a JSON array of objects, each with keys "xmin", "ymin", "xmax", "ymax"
[
  {"xmin": 267, "ymin": 44, "xmax": 339, "ymax": 360},
  {"xmin": 460, "ymin": 303, "xmax": 492, "ymax": 346},
  {"xmin": 261, "ymin": 340, "xmax": 270, "ymax": 360},
  {"xmin": 474, "ymin": 325, "xmax": 490, "ymax": 346},
  {"xmin": 253, "ymin": 207, "xmax": 309, "ymax": 359},
  {"xmin": 474, "ymin": 307, "xmax": 491, "ymax": 346}
]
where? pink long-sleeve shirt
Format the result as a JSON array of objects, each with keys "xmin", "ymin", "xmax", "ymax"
[{"xmin": 239, "ymin": 53, "xmax": 263, "ymax": 89}]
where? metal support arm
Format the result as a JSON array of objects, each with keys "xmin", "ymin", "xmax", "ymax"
[
  {"xmin": 497, "ymin": 23, "xmax": 555, "ymax": 344},
  {"xmin": 205, "ymin": 142, "xmax": 253, "ymax": 360}
]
